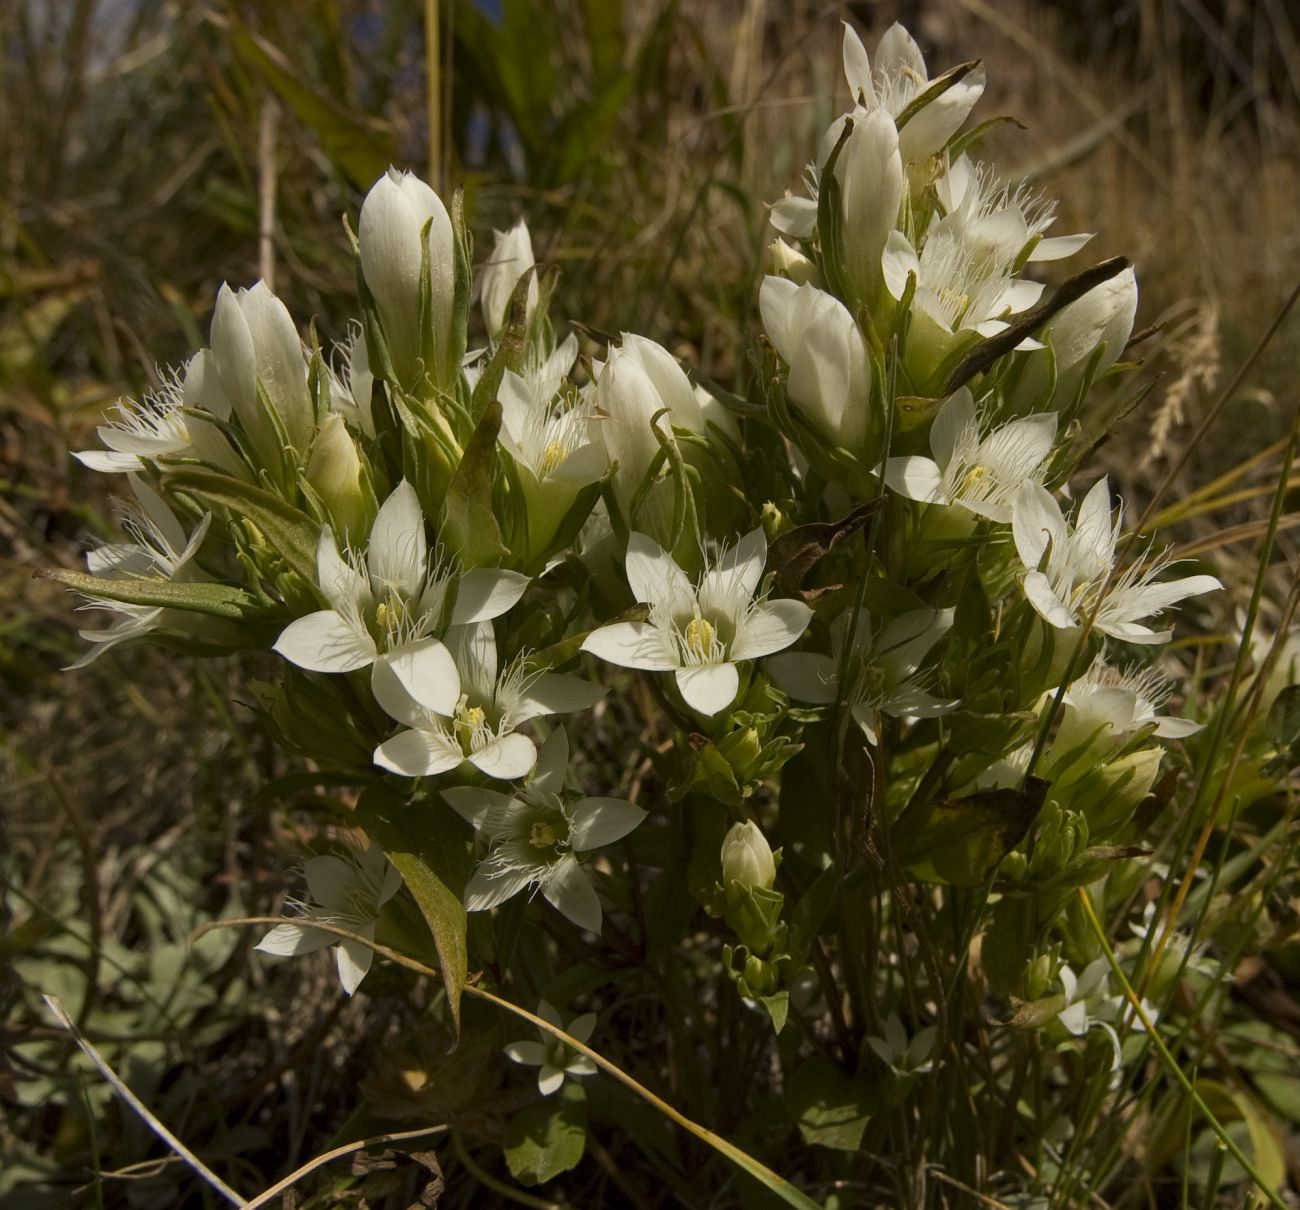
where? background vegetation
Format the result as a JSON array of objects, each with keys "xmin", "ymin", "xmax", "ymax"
[{"xmin": 4, "ymin": 0, "xmax": 1299, "ymax": 1205}]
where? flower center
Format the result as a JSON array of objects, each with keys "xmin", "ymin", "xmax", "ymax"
[
  {"xmin": 958, "ymin": 464, "xmax": 989, "ymax": 496},
  {"xmin": 454, "ymin": 702, "xmax": 487, "ymax": 738},
  {"xmin": 374, "ymin": 597, "xmax": 407, "ymax": 635},
  {"xmin": 541, "ymin": 440, "xmax": 567, "ymax": 475},
  {"xmin": 937, "ymin": 285, "xmax": 971, "ymax": 324},
  {"xmin": 685, "ymin": 616, "xmax": 716, "ymax": 659},
  {"xmin": 529, "ymin": 821, "xmax": 559, "ymax": 849}
]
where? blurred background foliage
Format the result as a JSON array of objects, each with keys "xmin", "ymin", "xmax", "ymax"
[{"xmin": 3, "ymin": 0, "xmax": 1300, "ymax": 1205}]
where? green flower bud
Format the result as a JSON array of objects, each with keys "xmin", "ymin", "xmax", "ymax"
[
  {"xmin": 306, "ymin": 413, "xmax": 373, "ymax": 546},
  {"xmin": 721, "ymin": 821, "xmax": 776, "ymax": 891}
]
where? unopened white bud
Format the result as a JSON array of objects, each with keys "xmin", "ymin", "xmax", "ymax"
[{"xmin": 721, "ymin": 821, "xmax": 776, "ymax": 891}]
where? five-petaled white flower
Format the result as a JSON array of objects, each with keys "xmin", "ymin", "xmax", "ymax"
[
  {"xmin": 442, "ymin": 730, "xmax": 645, "ymax": 932},
  {"xmin": 866, "ymin": 1015, "xmax": 938, "ymax": 1077},
  {"xmin": 504, "ymin": 1000, "xmax": 598, "ymax": 1096},
  {"xmin": 768, "ymin": 607, "xmax": 957, "ymax": 743},
  {"xmin": 273, "ymin": 480, "xmax": 530, "ymax": 713},
  {"xmin": 73, "ymin": 364, "xmax": 199, "ymax": 474},
  {"xmin": 372, "ymin": 621, "xmax": 604, "ymax": 781},
  {"xmin": 256, "ymin": 843, "xmax": 402, "ymax": 996},
  {"xmin": 70, "ymin": 476, "xmax": 212, "ymax": 668},
  {"xmin": 1012, "ymin": 479, "xmax": 1221, "ymax": 643},
  {"xmin": 1059, "ymin": 657, "xmax": 1201, "ymax": 740},
  {"xmin": 885, "ymin": 388, "xmax": 1057, "ymax": 522},
  {"xmin": 581, "ymin": 529, "xmax": 813, "ymax": 717}
]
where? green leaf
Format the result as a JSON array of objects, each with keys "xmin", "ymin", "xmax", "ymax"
[
  {"xmin": 503, "ymin": 1082, "xmax": 588, "ymax": 1185},
  {"xmin": 784, "ymin": 1056, "xmax": 875, "ymax": 1151},
  {"xmin": 441, "ymin": 401, "xmax": 508, "ymax": 567},
  {"xmin": 36, "ymin": 568, "xmax": 270, "ymax": 621},
  {"xmin": 1263, "ymin": 684, "xmax": 1300, "ymax": 775},
  {"xmin": 164, "ymin": 468, "xmax": 320, "ymax": 585},
  {"xmin": 758, "ymin": 991, "xmax": 789, "ymax": 1034},
  {"xmin": 895, "ymin": 60, "xmax": 981, "ymax": 132},
  {"xmin": 225, "ymin": 17, "xmax": 395, "ymax": 189},
  {"xmin": 895, "ymin": 779, "xmax": 1049, "ymax": 886},
  {"xmin": 786, "ymin": 863, "xmax": 841, "ymax": 965},
  {"xmin": 469, "ymin": 268, "xmax": 533, "ymax": 422},
  {"xmin": 356, "ymin": 784, "xmax": 472, "ymax": 1036}
]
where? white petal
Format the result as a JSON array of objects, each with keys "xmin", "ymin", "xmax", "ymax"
[
  {"xmin": 316, "ymin": 528, "xmax": 368, "ymax": 612},
  {"xmin": 504, "ymin": 1041, "xmax": 548, "ymax": 1066},
  {"xmin": 881, "ymin": 231, "xmax": 920, "ymax": 301},
  {"xmin": 367, "ymin": 481, "xmax": 427, "ymax": 596},
  {"xmin": 930, "ymin": 387, "xmax": 975, "ymax": 470},
  {"xmin": 842, "ymin": 21, "xmax": 876, "ymax": 104},
  {"xmin": 675, "ymin": 662, "xmax": 740, "ymax": 715},
  {"xmin": 1012, "ymin": 484, "xmax": 1066, "ymax": 572},
  {"xmin": 447, "ymin": 621, "xmax": 498, "ymax": 691},
  {"xmin": 256, "ymin": 923, "xmax": 333, "ymax": 956},
  {"xmin": 766, "ymin": 651, "xmax": 839, "ymax": 704},
  {"xmin": 708, "ymin": 528, "xmax": 768, "ymax": 600},
  {"xmin": 625, "ymin": 531, "xmax": 692, "ymax": 606},
  {"xmin": 469, "ymin": 733, "xmax": 537, "ymax": 780},
  {"xmin": 569, "ymin": 799, "xmax": 648, "ymax": 851},
  {"xmin": 451, "ymin": 568, "xmax": 531, "ymax": 624},
  {"xmin": 1023, "ymin": 570, "xmax": 1077, "ymax": 629},
  {"xmin": 1075, "ymin": 478, "xmax": 1116, "ymax": 566},
  {"xmin": 568, "ymin": 1013, "xmax": 598, "ymax": 1045},
  {"xmin": 374, "ymin": 728, "xmax": 465, "ymax": 777},
  {"xmin": 370, "ymin": 654, "xmax": 435, "ymax": 728},
  {"xmin": 465, "ymin": 863, "xmax": 536, "ymax": 912},
  {"xmin": 377, "ymin": 638, "xmax": 461, "ymax": 715},
  {"xmin": 513, "ymin": 673, "xmax": 605, "ymax": 721},
  {"xmin": 442, "ymin": 786, "xmax": 516, "ymax": 831},
  {"xmin": 273, "ymin": 611, "xmax": 376, "ymax": 673},
  {"xmin": 885, "ymin": 456, "xmax": 945, "ymax": 504},
  {"xmin": 537, "ymin": 1065, "xmax": 566, "ymax": 1096},
  {"xmin": 581, "ymin": 621, "xmax": 677, "ymax": 670},
  {"xmin": 877, "ymin": 22, "xmax": 926, "ymax": 79},
  {"xmin": 1030, "ymin": 233, "xmax": 1094, "ymax": 262},
  {"xmin": 1153, "ymin": 715, "xmax": 1202, "ymax": 739},
  {"xmin": 531, "ymin": 729, "xmax": 569, "ymax": 794},
  {"xmin": 542, "ymin": 858, "xmax": 603, "ymax": 932},
  {"xmin": 304, "ymin": 855, "xmax": 360, "ymax": 908},
  {"xmin": 73, "ymin": 449, "xmax": 142, "ymax": 473},
  {"xmin": 731, "ymin": 599, "xmax": 814, "ymax": 660},
  {"xmin": 336, "ymin": 936, "xmax": 374, "ymax": 996},
  {"xmin": 770, "ymin": 194, "xmax": 819, "ymax": 239},
  {"xmin": 1108, "ymin": 574, "xmax": 1222, "ymax": 622}
]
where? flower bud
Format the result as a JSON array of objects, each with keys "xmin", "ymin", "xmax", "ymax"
[
  {"xmin": 209, "ymin": 281, "xmax": 314, "ymax": 470},
  {"xmin": 358, "ymin": 168, "xmax": 455, "ymax": 392},
  {"xmin": 759, "ymin": 277, "xmax": 877, "ymax": 466},
  {"xmin": 306, "ymin": 413, "xmax": 373, "ymax": 545},
  {"xmin": 766, "ymin": 238, "xmax": 821, "ymax": 288},
  {"xmin": 833, "ymin": 106, "xmax": 903, "ymax": 308},
  {"xmin": 721, "ymin": 821, "xmax": 777, "ymax": 891},
  {"xmin": 481, "ymin": 219, "xmax": 539, "ymax": 341}
]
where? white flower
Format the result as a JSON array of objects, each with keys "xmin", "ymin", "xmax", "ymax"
[
  {"xmin": 1059, "ymin": 658, "xmax": 1202, "ymax": 740},
  {"xmin": 935, "ymin": 155, "xmax": 1092, "ymax": 267},
  {"xmin": 504, "ymin": 1000, "xmax": 598, "ymax": 1096},
  {"xmin": 1012, "ymin": 478, "xmax": 1221, "ymax": 643},
  {"xmin": 885, "ymin": 387, "xmax": 1057, "ymax": 522},
  {"xmin": 272, "ymin": 480, "xmax": 530, "ymax": 712},
  {"xmin": 481, "ymin": 218, "xmax": 539, "ymax": 341},
  {"xmin": 358, "ymin": 168, "xmax": 455, "ymax": 389},
  {"xmin": 867, "ymin": 1016, "xmax": 937, "ymax": 1076},
  {"xmin": 499, "ymin": 371, "xmax": 605, "ymax": 486},
  {"xmin": 70, "ymin": 476, "xmax": 211, "ymax": 668},
  {"xmin": 581, "ymin": 528, "xmax": 813, "ymax": 717},
  {"xmin": 882, "ymin": 229, "xmax": 1044, "ymax": 341},
  {"xmin": 372, "ymin": 621, "xmax": 603, "ymax": 781},
  {"xmin": 256, "ymin": 843, "xmax": 402, "ymax": 996},
  {"xmin": 841, "ymin": 22, "xmax": 986, "ymax": 165},
  {"xmin": 442, "ymin": 730, "xmax": 646, "ymax": 932},
  {"xmin": 1040, "ymin": 266, "xmax": 1138, "ymax": 380},
  {"xmin": 768, "ymin": 606, "xmax": 957, "ymax": 743},
  {"xmin": 832, "ymin": 106, "xmax": 904, "ymax": 304},
  {"xmin": 327, "ymin": 322, "xmax": 376, "ymax": 438},
  {"xmin": 73, "ymin": 363, "xmax": 196, "ymax": 474},
  {"xmin": 209, "ymin": 280, "xmax": 314, "ymax": 461},
  {"xmin": 759, "ymin": 277, "xmax": 873, "ymax": 459}
]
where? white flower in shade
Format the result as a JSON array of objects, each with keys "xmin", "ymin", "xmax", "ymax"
[
  {"xmin": 581, "ymin": 529, "xmax": 813, "ymax": 717},
  {"xmin": 1039, "ymin": 267, "xmax": 1138, "ymax": 381},
  {"xmin": 884, "ymin": 387, "xmax": 1057, "ymax": 522},
  {"xmin": 504, "ymin": 1000, "xmax": 598, "ymax": 1096},
  {"xmin": 442, "ymin": 730, "xmax": 646, "ymax": 932},
  {"xmin": 841, "ymin": 22, "xmax": 986, "ymax": 165},
  {"xmin": 70, "ymin": 476, "xmax": 211, "ymax": 668},
  {"xmin": 73, "ymin": 365, "xmax": 194, "ymax": 474},
  {"xmin": 935, "ymin": 155, "xmax": 1092, "ymax": 267},
  {"xmin": 481, "ymin": 218, "xmax": 539, "ymax": 341},
  {"xmin": 829, "ymin": 106, "xmax": 904, "ymax": 305},
  {"xmin": 499, "ymin": 373, "xmax": 606, "ymax": 487},
  {"xmin": 768, "ymin": 607, "xmax": 957, "ymax": 743},
  {"xmin": 759, "ymin": 277, "xmax": 873, "ymax": 459},
  {"xmin": 272, "ymin": 480, "xmax": 530, "ymax": 712},
  {"xmin": 256, "ymin": 844, "xmax": 402, "ymax": 996},
  {"xmin": 327, "ymin": 322, "xmax": 376, "ymax": 438},
  {"xmin": 209, "ymin": 280, "xmax": 314, "ymax": 462},
  {"xmin": 866, "ymin": 1015, "xmax": 938, "ymax": 1076},
  {"xmin": 1060, "ymin": 658, "xmax": 1202, "ymax": 740},
  {"xmin": 882, "ymin": 229, "xmax": 1044, "ymax": 342},
  {"xmin": 372, "ymin": 621, "xmax": 603, "ymax": 781},
  {"xmin": 358, "ymin": 168, "xmax": 455, "ymax": 389},
  {"xmin": 1011, "ymin": 479, "xmax": 1221, "ymax": 643}
]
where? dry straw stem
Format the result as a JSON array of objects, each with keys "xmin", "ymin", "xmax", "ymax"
[{"xmin": 193, "ymin": 916, "xmax": 822, "ymax": 1210}]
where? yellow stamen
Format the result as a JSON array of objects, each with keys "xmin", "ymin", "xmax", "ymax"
[
  {"xmin": 541, "ymin": 441, "xmax": 567, "ymax": 475},
  {"xmin": 685, "ymin": 616, "xmax": 716, "ymax": 659},
  {"xmin": 958, "ymin": 464, "xmax": 989, "ymax": 495},
  {"xmin": 529, "ymin": 821, "xmax": 559, "ymax": 849}
]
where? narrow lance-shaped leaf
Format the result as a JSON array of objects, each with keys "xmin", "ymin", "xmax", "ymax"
[
  {"xmin": 37, "ymin": 568, "xmax": 272, "ymax": 621},
  {"xmin": 442, "ymin": 400, "xmax": 508, "ymax": 567}
]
